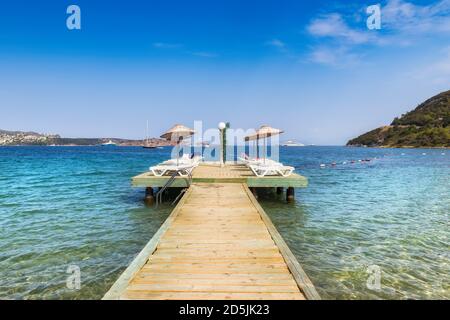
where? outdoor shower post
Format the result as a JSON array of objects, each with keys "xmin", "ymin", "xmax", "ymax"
[{"xmin": 218, "ymin": 122, "xmax": 226, "ymax": 167}]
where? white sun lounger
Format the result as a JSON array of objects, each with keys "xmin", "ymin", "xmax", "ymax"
[
  {"xmin": 163, "ymin": 155, "xmax": 202, "ymax": 166},
  {"xmin": 238, "ymin": 157, "xmax": 258, "ymax": 165},
  {"xmin": 249, "ymin": 164, "xmax": 295, "ymax": 177},
  {"xmin": 150, "ymin": 155, "xmax": 202, "ymax": 177},
  {"xmin": 239, "ymin": 157, "xmax": 284, "ymax": 167},
  {"xmin": 150, "ymin": 164, "xmax": 196, "ymax": 177}
]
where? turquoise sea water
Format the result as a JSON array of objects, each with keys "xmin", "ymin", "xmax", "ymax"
[{"xmin": 0, "ymin": 146, "xmax": 448, "ymax": 299}]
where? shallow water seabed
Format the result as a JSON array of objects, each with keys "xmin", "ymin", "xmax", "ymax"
[{"xmin": 0, "ymin": 146, "xmax": 448, "ymax": 299}]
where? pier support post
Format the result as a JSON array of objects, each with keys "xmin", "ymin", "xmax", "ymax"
[
  {"xmin": 276, "ymin": 187, "xmax": 284, "ymax": 195},
  {"xmin": 251, "ymin": 187, "xmax": 258, "ymax": 199},
  {"xmin": 286, "ymin": 187, "xmax": 295, "ymax": 202},
  {"xmin": 144, "ymin": 187, "xmax": 155, "ymax": 205}
]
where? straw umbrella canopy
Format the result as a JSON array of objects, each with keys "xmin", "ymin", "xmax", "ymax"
[
  {"xmin": 245, "ymin": 125, "xmax": 284, "ymax": 162},
  {"xmin": 160, "ymin": 124, "xmax": 195, "ymax": 165},
  {"xmin": 245, "ymin": 125, "xmax": 284, "ymax": 141},
  {"xmin": 160, "ymin": 124, "xmax": 195, "ymax": 141}
]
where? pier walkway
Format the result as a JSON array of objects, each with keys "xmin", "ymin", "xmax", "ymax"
[
  {"xmin": 132, "ymin": 163, "xmax": 308, "ymax": 189},
  {"xmin": 103, "ymin": 165, "xmax": 319, "ymax": 300},
  {"xmin": 103, "ymin": 163, "xmax": 320, "ymax": 300}
]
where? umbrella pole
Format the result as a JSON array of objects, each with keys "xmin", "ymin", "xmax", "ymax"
[
  {"xmin": 177, "ymin": 137, "xmax": 181, "ymax": 166},
  {"xmin": 219, "ymin": 128, "xmax": 224, "ymax": 167},
  {"xmin": 264, "ymin": 138, "xmax": 266, "ymax": 164},
  {"xmin": 256, "ymin": 135, "xmax": 259, "ymax": 159}
]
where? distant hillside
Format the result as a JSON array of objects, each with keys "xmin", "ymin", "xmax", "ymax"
[
  {"xmin": 0, "ymin": 129, "xmax": 60, "ymax": 145},
  {"xmin": 347, "ymin": 90, "xmax": 450, "ymax": 148},
  {"xmin": 0, "ymin": 129, "xmax": 173, "ymax": 147}
]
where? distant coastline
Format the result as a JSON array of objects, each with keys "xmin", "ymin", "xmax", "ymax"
[
  {"xmin": 0, "ymin": 129, "xmax": 175, "ymax": 147},
  {"xmin": 346, "ymin": 145, "xmax": 449, "ymax": 149}
]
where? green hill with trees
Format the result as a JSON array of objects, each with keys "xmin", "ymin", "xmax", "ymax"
[{"xmin": 347, "ymin": 90, "xmax": 450, "ymax": 148}]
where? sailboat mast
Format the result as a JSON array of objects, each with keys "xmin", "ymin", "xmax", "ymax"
[{"xmin": 146, "ymin": 120, "xmax": 149, "ymax": 146}]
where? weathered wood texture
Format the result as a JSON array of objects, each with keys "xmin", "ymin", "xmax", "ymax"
[
  {"xmin": 102, "ymin": 187, "xmax": 194, "ymax": 300},
  {"xmin": 243, "ymin": 186, "xmax": 321, "ymax": 300},
  {"xmin": 104, "ymin": 183, "xmax": 318, "ymax": 300},
  {"xmin": 132, "ymin": 164, "xmax": 308, "ymax": 188}
]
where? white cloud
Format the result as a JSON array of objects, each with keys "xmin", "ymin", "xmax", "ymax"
[
  {"xmin": 411, "ymin": 46, "xmax": 450, "ymax": 84},
  {"xmin": 306, "ymin": 13, "xmax": 369, "ymax": 67},
  {"xmin": 152, "ymin": 42, "xmax": 182, "ymax": 49},
  {"xmin": 307, "ymin": 0, "xmax": 450, "ymax": 43},
  {"xmin": 309, "ymin": 46, "xmax": 362, "ymax": 67},
  {"xmin": 309, "ymin": 47, "xmax": 338, "ymax": 65},
  {"xmin": 266, "ymin": 39, "xmax": 286, "ymax": 48},
  {"xmin": 305, "ymin": 0, "xmax": 450, "ymax": 67},
  {"xmin": 265, "ymin": 39, "xmax": 294, "ymax": 57},
  {"xmin": 383, "ymin": 0, "xmax": 450, "ymax": 34},
  {"xmin": 307, "ymin": 13, "xmax": 372, "ymax": 44}
]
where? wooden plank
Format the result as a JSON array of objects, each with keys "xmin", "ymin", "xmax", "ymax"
[
  {"xmin": 148, "ymin": 257, "xmax": 287, "ymax": 264},
  {"xmin": 122, "ymin": 291, "xmax": 304, "ymax": 300},
  {"xmin": 134, "ymin": 273, "xmax": 295, "ymax": 280},
  {"xmin": 102, "ymin": 187, "xmax": 194, "ymax": 300},
  {"xmin": 247, "ymin": 175, "xmax": 308, "ymax": 188},
  {"xmin": 105, "ymin": 181, "xmax": 317, "ymax": 300},
  {"xmin": 243, "ymin": 185, "xmax": 321, "ymax": 300},
  {"xmin": 131, "ymin": 277, "xmax": 298, "ymax": 286},
  {"xmin": 141, "ymin": 264, "xmax": 289, "ymax": 272},
  {"xmin": 132, "ymin": 173, "xmax": 191, "ymax": 188},
  {"xmin": 153, "ymin": 247, "xmax": 280, "ymax": 253},
  {"xmin": 126, "ymin": 283, "xmax": 300, "ymax": 293},
  {"xmin": 157, "ymin": 243, "xmax": 280, "ymax": 249}
]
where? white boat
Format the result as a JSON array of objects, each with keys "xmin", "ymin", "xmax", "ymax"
[
  {"xmin": 101, "ymin": 140, "xmax": 117, "ymax": 146},
  {"xmin": 281, "ymin": 140, "xmax": 305, "ymax": 147},
  {"xmin": 143, "ymin": 120, "xmax": 157, "ymax": 149}
]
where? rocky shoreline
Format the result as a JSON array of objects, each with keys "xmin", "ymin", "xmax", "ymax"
[{"xmin": 0, "ymin": 129, "xmax": 174, "ymax": 147}]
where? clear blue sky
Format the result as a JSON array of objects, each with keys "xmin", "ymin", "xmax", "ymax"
[{"xmin": 0, "ymin": 0, "xmax": 449, "ymax": 144}]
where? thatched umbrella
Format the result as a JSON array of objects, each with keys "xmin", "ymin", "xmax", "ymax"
[
  {"xmin": 161, "ymin": 124, "xmax": 195, "ymax": 165},
  {"xmin": 245, "ymin": 125, "xmax": 284, "ymax": 163}
]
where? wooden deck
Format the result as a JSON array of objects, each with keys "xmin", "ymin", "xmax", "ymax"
[
  {"xmin": 103, "ymin": 182, "xmax": 319, "ymax": 300},
  {"xmin": 132, "ymin": 163, "xmax": 308, "ymax": 188}
]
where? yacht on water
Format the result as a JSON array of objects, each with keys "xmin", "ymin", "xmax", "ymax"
[
  {"xmin": 101, "ymin": 140, "xmax": 117, "ymax": 146},
  {"xmin": 281, "ymin": 140, "xmax": 305, "ymax": 147},
  {"xmin": 143, "ymin": 120, "xmax": 157, "ymax": 149}
]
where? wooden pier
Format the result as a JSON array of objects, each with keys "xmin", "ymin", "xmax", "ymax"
[
  {"xmin": 132, "ymin": 163, "xmax": 308, "ymax": 202},
  {"xmin": 104, "ymin": 164, "xmax": 319, "ymax": 300}
]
